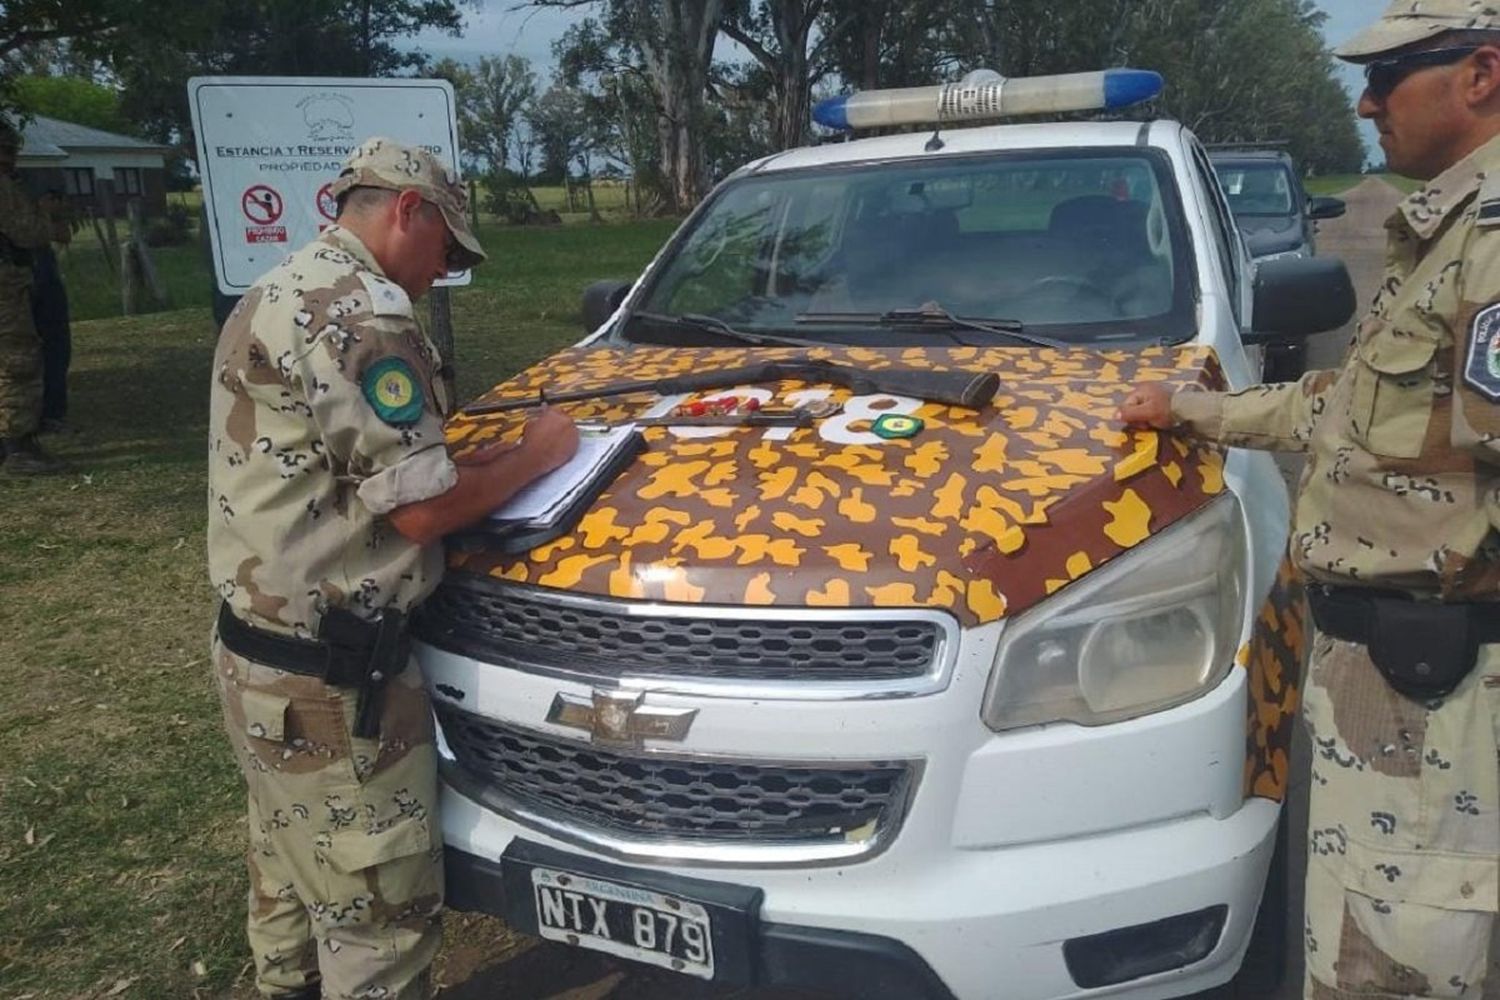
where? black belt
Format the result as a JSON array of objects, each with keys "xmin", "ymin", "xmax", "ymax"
[
  {"xmin": 215, "ymin": 603, "xmax": 411, "ymax": 736},
  {"xmin": 1306, "ymin": 585, "xmax": 1500, "ymax": 645},
  {"xmin": 216, "ymin": 602, "xmax": 329, "ymax": 676},
  {"xmin": 1306, "ymin": 584, "xmax": 1498, "ymax": 699}
]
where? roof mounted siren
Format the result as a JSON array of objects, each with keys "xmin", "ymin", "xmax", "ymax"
[{"xmin": 812, "ymin": 68, "xmax": 1164, "ymax": 131}]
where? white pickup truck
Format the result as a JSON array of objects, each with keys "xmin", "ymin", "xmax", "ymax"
[{"xmin": 415, "ymin": 70, "xmax": 1354, "ymax": 1000}]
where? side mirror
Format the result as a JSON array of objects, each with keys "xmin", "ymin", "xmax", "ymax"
[
  {"xmin": 1307, "ymin": 196, "xmax": 1346, "ymax": 221},
  {"xmin": 1245, "ymin": 256, "xmax": 1356, "ymax": 344},
  {"xmin": 581, "ymin": 279, "xmax": 631, "ymax": 332}
]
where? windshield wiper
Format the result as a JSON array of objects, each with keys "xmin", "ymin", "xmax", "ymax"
[
  {"xmin": 797, "ymin": 302, "xmax": 1069, "ymax": 350},
  {"xmin": 630, "ymin": 310, "xmax": 825, "ymax": 348}
]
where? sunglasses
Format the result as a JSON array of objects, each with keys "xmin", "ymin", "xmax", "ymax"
[
  {"xmin": 1364, "ymin": 45, "xmax": 1479, "ymax": 99},
  {"xmin": 419, "ymin": 199, "xmax": 463, "ymax": 270}
]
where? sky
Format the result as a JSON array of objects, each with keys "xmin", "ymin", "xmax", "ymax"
[{"xmin": 407, "ymin": 0, "xmax": 1384, "ymax": 163}]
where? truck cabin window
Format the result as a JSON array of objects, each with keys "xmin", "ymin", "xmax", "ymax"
[{"xmin": 631, "ymin": 149, "xmax": 1195, "ymax": 346}]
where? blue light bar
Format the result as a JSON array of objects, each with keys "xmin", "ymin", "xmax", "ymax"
[{"xmin": 813, "ymin": 69, "xmax": 1165, "ymax": 132}]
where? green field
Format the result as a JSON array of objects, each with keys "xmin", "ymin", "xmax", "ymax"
[
  {"xmin": 1304, "ymin": 172, "xmax": 1420, "ymax": 196},
  {"xmin": 0, "ymin": 218, "xmax": 676, "ymax": 999}
]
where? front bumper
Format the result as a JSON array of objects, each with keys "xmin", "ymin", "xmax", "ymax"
[{"xmin": 427, "ymin": 644, "xmax": 1281, "ymax": 1000}]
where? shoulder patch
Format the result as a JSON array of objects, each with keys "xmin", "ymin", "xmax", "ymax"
[
  {"xmin": 1477, "ymin": 173, "xmax": 1500, "ymax": 226},
  {"xmin": 362, "ymin": 357, "xmax": 426, "ymax": 426},
  {"xmin": 357, "ymin": 271, "xmax": 413, "ymax": 318},
  {"xmin": 1464, "ymin": 303, "xmax": 1500, "ymax": 401}
]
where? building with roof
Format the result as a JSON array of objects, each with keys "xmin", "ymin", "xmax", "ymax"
[{"xmin": 15, "ymin": 114, "xmax": 170, "ymax": 217}]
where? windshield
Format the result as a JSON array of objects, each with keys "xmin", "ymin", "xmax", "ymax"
[
  {"xmin": 1214, "ymin": 162, "xmax": 1297, "ymax": 217},
  {"xmin": 630, "ymin": 148, "xmax": 1195, "ymax": 345}
]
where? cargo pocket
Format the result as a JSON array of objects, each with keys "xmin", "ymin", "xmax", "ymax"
[
  {"xmin": 1349, "ymin": 330, "xmax": 1439, "ymax": 459},
  {"xmin": 242, "ymin": 689, "xmax": 290, "ymax": 742},
  {"xmin": 236, "ymin": 688, "xmax": 292, "ymax": 773},
  {"xmin": 316, "ymin": 815, "xmax": 435, "ymax": 875}
]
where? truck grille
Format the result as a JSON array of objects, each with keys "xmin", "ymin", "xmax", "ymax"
[
  {"xmin": 437, "ymin": 705, "xmax": 915, "ymax": 844},
  {"xmin": 416, "ymin": 576, "xmax": 943, "ymax": 682}
]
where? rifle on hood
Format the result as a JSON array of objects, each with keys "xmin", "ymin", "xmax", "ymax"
[{"xmin": 460, "ymin": 357, "xmax": 999, "ymax": 416}]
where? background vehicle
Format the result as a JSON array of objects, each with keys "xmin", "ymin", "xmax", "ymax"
[
  {"xmin": 417, "ymin": 75, "xmax": 1355, "ymax": 1000},
  {"xmin": 1209, "ymin": 146, "xmax": 1347, "ymax": 380}
]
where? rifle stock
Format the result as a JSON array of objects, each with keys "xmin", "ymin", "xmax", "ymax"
[{"xmin": 461, "ymin": 356, "xmax": 998, "ymax": 416}]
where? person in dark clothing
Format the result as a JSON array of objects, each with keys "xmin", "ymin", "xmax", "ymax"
[{"xmin": 31, "ymin": 190, "xmax": 71, "ymax": 434}]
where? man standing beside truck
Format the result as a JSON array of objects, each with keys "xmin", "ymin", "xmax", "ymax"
[
  {"xmin": 206, "ymin": 137, "xmax": 577, "ymax": 1000},
  {"xmin": 0, "ymin": 120, "xmax": 68, "ymax": 474},
  {"xmin": 1122, "ymin": 3, "xmax": 1500, "ymax": 995}
]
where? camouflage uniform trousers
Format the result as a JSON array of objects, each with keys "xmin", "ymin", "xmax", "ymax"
[
  {"xmin": 1302, "ymin": 634, "xmax": 1499, "ymax": 999},
  {"xmin": 0, "ymin": 265, "xmax": 41, "ymax": 439},
  {"xmin": 213, "ymin": 635, "xmax": 444, "ymax": 1000}
]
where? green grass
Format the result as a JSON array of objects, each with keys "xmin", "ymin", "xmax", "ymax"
[
  {"xmin": 1304, "ymin": 172, "xmax": 1420, "ymax": 196},
  {"xmin": 56, "ymin": 216, "xmax": 677, "ymax": 329},
  {"xmin": 0, "ymin": 218, "xmax": 677, "ymax": 999}
]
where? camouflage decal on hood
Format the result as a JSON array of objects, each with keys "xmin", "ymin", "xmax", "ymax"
[{"xmin": 444, "ymin": 345, "xmax": 1228, "ymax": 626}]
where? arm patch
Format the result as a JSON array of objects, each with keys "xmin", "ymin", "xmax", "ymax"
[
  {"xmin": 362, "ymin": 357, "xmax": 426, "ymax": 426},
  {"xmin": 1464, "ymin": 302, "xmax": 1500, "ymax": 401}
]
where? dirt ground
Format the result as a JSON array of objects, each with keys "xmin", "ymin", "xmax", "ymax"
[{"xmin": 433, "ymin": 178, "xmax": 1499, "ymax": 1000}]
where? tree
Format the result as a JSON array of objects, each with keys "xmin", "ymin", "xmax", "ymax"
[
  {"xmin": 102, "ymin": 0, "xmax": 467, "ymax": 144},
  {"xmin": 1118, "ymin": 0, "xmax": 1364, "ymax": 173},
  {"xmin": 529, "ymin": 82, "xmax": 588, "ymax": 185},
  {"xmin": 719, "ymin": 0, "xmax": 847, "ymax": 151},
  {"xmin": 12, "ymin": 74, "xmax": 129, "ymax": 133},
  {"xmin": 535, "ymin": 0, "xmax": 723, "ymax": 212},
  {"xmin": 434, "ymin": 53, "xmax": 538, "ymax": 174}
]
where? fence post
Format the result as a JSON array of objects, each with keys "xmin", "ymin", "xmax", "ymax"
[
  {"xmin": 121, "ymin": 235, "xmax": 140, "ymax": 315},
  {"xmin": 126, "ymin": 198, "xmax": 169, "ymax": 307},
  {"xmin": 96, "ymin": 180, "xmax": 120, "ymax": 259}
]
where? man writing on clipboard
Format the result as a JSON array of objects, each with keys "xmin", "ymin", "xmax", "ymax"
[{"xmin": 206, "ymin": 137, "xmax": 575, "ymax": 1000}]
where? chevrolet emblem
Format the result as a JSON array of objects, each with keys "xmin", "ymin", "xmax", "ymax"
[{"xmin": 546, "ymin": 690, "xmax": 697, "ymax": 746}]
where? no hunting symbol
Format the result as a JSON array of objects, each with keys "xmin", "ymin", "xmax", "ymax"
[{"xmin": 242, "ymin": 184, "xmax": 283, "ymax": 225}]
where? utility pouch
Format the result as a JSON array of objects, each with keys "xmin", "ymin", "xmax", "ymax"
[
  {"xmin": 1367, "ymin": 599, "xmax": 1479, "ymax": 700},
  {"xmin": 317, "ymin": 605, "xmax": 410, "ymax": 738}
]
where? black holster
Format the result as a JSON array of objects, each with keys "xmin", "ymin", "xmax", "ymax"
[
  {"xmin": 216, "ymin": 603, "xmax": 410, "ymax": 738},
  {"xmin": 1306, "ymin": 586, "xmax": 1495, "ymax": 701},
  {"xmin": 319, "ymin": 605, "xmax": 411, "ymax": 738}
]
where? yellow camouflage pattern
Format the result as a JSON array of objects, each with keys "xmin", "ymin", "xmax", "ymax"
[
  {"xmin": 1239, "ymin": 555, "xmax": 1308, "ymax": 802},
  {"xmin": 445, "ymin": 343, "xmax": 1229, "ymax": 625}
]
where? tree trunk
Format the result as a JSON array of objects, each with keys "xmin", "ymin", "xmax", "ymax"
[
  {"xmin": 640, "ymin": 0, "xmax": 723, "ymax": 212},
  {"xmin": 771, "ymin": 0, "xmax": 815, "ymax": 150},
  {"xmin": 980, "ymin": 2, "xmax": 1004, "ymax": 72},
  {"xmin": 859, "ymin": 2, "xmax": 885, "ymax": 90}
]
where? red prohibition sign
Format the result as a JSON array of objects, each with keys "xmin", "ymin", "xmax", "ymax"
[
  {"xmin": 316, "ymin": 182, "xmax": 338, "ymax": 221},
  {"xmin": 242, "ymin": 184, "xmax": 283, "ymax": 225}
]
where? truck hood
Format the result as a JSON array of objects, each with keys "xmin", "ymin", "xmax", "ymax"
[{"xmin": 445, "ymin": 345, "xmax": 1229, "ymax": 627}]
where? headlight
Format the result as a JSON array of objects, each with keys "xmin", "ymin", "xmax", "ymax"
[{"xmin": 981, "ymin": 494, "xmax": 1247, "ymax": 732}]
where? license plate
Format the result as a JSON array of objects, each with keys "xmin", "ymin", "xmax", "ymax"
[{"xmin": 531, "ymin": 866, "xmax": 716, "ymax": 979}]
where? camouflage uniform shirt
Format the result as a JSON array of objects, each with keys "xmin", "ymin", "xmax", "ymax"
[
  {"xmin": 208, "ymin": 225, "xmax": 458, "ymax": 636},
  {"xmin": 1174, "ymin": 135, "xmax": 1500, "ymax": 598},
  {"xmin": 0, "ymin": 172, "xmax": 58, "ymax": 263}
]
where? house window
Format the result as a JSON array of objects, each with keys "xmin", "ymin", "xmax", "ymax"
[
  {"xmin": 113, "ymin": 167, "xmax": 143, "ymax": 196},
  {"xmin": 63, "ymin": 168, "xmax": 94, "ymax": 196}
]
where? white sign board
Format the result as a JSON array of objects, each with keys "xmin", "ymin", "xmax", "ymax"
[{"xmin": 188, "ymin": 76, "xmax": 470, "ymax": 294}]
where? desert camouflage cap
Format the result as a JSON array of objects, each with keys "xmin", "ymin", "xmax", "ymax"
[
  {"xmin": 329, "ymin": 136, "xmax": 486, "ymax": 269},
  {"xmin": 1334, "ymin": 0, "xmax": 1500, "ymax": 61}
]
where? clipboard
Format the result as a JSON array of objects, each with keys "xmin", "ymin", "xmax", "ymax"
[{"xmin": 447, "ymin": 428, "xmax": 647, "ymax": 556}]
